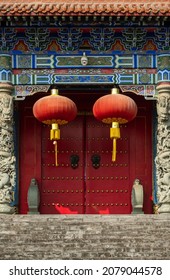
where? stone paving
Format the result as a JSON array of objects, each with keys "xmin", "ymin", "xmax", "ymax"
[{"xmin": 0, "ymin": 215, "xmax": 170, "ymax": 259}]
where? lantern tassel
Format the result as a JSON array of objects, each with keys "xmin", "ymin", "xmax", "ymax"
[
  {"xmin": 53, "ymin": 141, "xmax": 58, "ymax": 167},
  {"xmin": 51, "ymin": 123, "xmax": 60, "ymax": 166},
  {"xmin": 110, "ymin": 122, "xmax": 120, "ymax": 162},
  {"xmin": 112, "ymin": 138, "xmax": 117, "ymax": 162}
]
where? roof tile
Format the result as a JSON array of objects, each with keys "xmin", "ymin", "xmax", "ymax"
[{"xmin": 0, "ymin": 1, "xmax": 169, "ymax": 16}]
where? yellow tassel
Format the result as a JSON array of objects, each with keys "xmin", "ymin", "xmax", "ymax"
[
  {"xmin": 50, "ymin": 123, "xmax": 60, "ymax": 166},
  {"xmin": 50, "ymin": 123, "xmax": 60, "ymax": 141},
  {"xmin": 110, "ymin": 122, "xmax": 120, "ymax": 138},
  {"xmin": 53, "ymin": 141, "xmax": 58, "ymax": 167},
  {"xmin": 112, "ymin": 138, "xmax": 117, "ymax": 162},
  {"xmin": 110, "ymin": 122, "xmax": 120, "ymax": 162}
]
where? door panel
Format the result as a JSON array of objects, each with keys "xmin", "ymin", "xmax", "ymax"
[
  {"xmin": 85, "ymin": 116, "xmax": 131, "ymax": 214},
  {"xmin": 85, "ymin": 97, "xmax": 153, "ymax": 214},
  {"xmin": 40, "ymin": 116, "xmax": 85, "ymax": 214}
]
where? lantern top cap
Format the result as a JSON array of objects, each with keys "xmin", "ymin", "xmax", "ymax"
[
  {"xmin": 51, "ymin": 88, "xmax": 59, "ymax": 95},
  {"xmin": 111, "ymin": 88, "xmax": 119, "ymax": 95}
]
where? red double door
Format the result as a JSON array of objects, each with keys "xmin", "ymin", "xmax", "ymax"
[{"xmin": 19, "ymin": 94, "xmax": 153, "ymax": 214}]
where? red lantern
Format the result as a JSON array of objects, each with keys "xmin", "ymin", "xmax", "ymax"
[
  {"xmin": 93, "ymin": 88, "xmax": 137, "ymax": 161},
  {"xmin": 33, "ymin": 88, "xmax": 77, "ymax": 166}
]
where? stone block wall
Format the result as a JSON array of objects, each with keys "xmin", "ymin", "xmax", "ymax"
[{"xmin": 0, "ymin": 215, "xmax": 170, "ymax": 259}]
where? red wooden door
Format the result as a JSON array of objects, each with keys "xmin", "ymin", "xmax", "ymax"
[
  {"xmin": 86, "ymin": 116, "xmax": 131, "ymax": 214},
  {"xmin": 19, "ymin": 94, "xmax": 153, "ymax": 214},
  {"xmin": 40, "ymin": 116, "xmax": 85, "ymax": 214},
  {"xmin": 85, "ymin": 100, "xmax": 153, "ymax": 214}
]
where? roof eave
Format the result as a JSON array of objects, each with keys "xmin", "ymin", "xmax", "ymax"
[{"xmin": 0, "ymin": 3, "xmax": 169, "ymax": 17}]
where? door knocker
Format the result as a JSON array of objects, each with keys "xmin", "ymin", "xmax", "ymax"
[
  {"xmin": 91, "ymin": 154, "xmax": 101, "ymax": 169},
  {"xmin": 70, "ymin": 154, "xmax": 79, "ymax": 169}
]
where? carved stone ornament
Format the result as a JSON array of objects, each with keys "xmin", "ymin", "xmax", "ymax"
[
  {"xmin": 155, "ymin": 84, "xmax": 170, "ymax": 213},
  {"xmin": 0, "ymin": 84, "xmax": 16, "ymax": 214},
  {"xmin": 131, "ymin": 178, "xmax": 144, "ymax": 214},
  {"xmin": 27, "ymin": 178, "xmax": 40, "ymax": 214}
]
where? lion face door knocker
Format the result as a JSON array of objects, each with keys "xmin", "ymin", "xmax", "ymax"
[
  {"xmin": 70, "ymin": 154, "xmax": 80, "ymax": 169},
  {"xmin": 91, "ymin": 154, "xmax": 101, "ymax": 169}
]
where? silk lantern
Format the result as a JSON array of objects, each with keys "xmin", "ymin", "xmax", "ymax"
[
  {"xmin": 33, "ymin": 88, "xmax": 77, "ymax": 166},
  {"xmin": 93, "ymin": 88, "xmax": 137, "ymax": 161}
]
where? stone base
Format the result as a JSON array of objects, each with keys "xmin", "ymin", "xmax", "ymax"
[
  {"xmin": 28, "ymin": 211, "xmax": 40, "ymax": 215},
  {"xmin": 131, "ymin": 207, "xmax": 144, "ymax": 214},
  {"xmin": 131, "ymin": 209, "xmax": 144, "ymax": 215},
  {"xmin": 0, "ymin": 204, "xmax": 16, "ymax": 214},
  {"xmin": 158, "ymin": 203, "xmax": 170, "ymax": 214}
]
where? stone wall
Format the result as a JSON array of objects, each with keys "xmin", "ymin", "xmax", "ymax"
[{"xmin": 0, "ymin": 215, "xmax": 170, "ymax": 259}]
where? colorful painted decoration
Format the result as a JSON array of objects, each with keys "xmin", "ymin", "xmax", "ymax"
[
  {"xmin": 93, "ymin": 88, "xmax": 137, "ymax": 161},
  {"xmin": 33, "ymin": 88, "xmax": 77, "ymax": 166}
]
